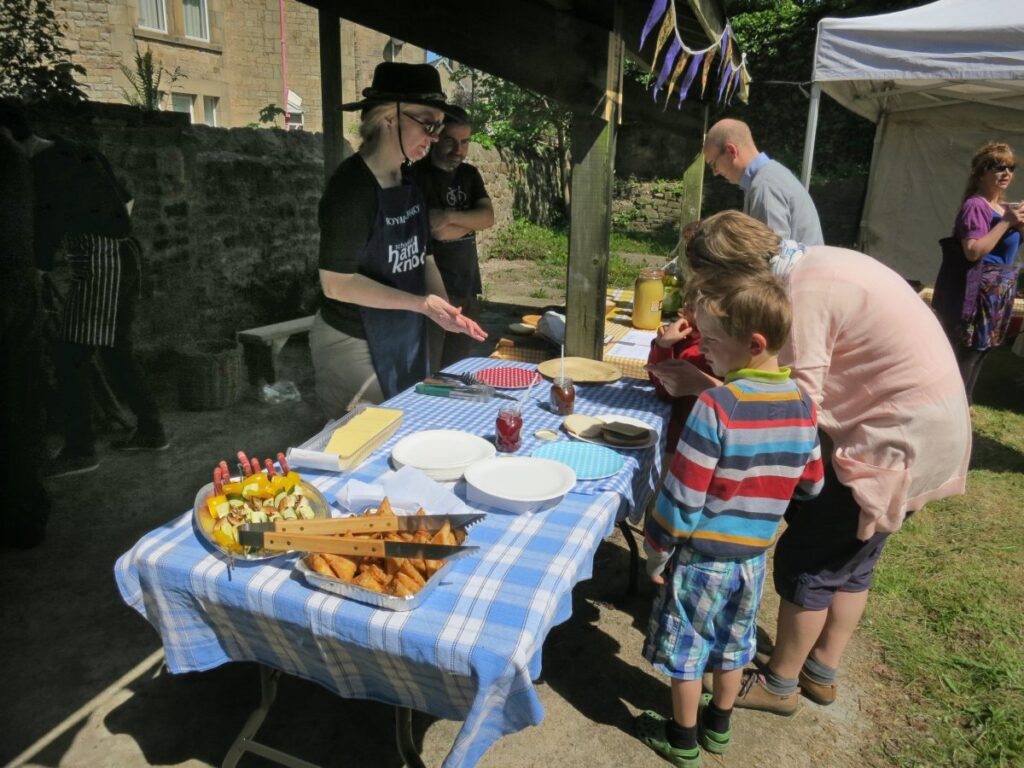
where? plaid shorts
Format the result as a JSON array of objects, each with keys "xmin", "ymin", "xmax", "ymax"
[{"xmin": 643, "ymin": 547, "xmax": 766, "ymax": 680}]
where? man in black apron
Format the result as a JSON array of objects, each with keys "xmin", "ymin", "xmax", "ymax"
[
  {"xmin": 312, "ymin": 63, "xmax": 487, "ymax": 418},
  {"xmin": 9, "ymin": 106, "xmax": 168, "ymax": 478}
]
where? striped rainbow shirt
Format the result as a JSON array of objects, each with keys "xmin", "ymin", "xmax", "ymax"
[{"xmin": 646, "ymin": 367, "xmax": 824, "ymax": 561}]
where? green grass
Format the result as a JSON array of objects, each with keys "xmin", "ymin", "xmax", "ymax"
[
  {"xmin": 863, "ymin": 349, "xmax": 1024, "ymax": 767},
  {"xmin": 489, "ymin": 218, "xmax": 677, "ymax": 288}
]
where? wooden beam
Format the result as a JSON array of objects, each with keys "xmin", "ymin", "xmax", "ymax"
[
  {"xmin": 311, "ymin": 0, "xmax": 612, "ymax": 118},
  {"xmin": 565, "ymin": 5, "xmax": 624, "ymax": 360},
  {"xmin": 318, "ymin": 7, "xmax": 344, "ymax": 181}
]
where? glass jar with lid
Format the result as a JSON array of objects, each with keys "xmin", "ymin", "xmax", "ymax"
[{"xmin": 632, "ymin": 268, "xmax": 665, "ymax": 330}]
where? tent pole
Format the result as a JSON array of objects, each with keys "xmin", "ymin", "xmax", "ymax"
[{"xmin": 800, "ymin": 83, "xmax": 822, "ymax": 189}]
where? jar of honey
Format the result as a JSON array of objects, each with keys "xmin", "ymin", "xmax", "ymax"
[
  {"xmin": 549, "ymin": 376, "xmax": 575, "ymax": 415},
  {"xmin": 632, "ymin": 268, "xmax": 665, "ymax": 330}
]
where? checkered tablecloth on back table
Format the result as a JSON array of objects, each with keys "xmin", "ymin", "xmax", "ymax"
[{"xmin": 115, "ymin": 358, "xmax": 671, "ymax": 768}]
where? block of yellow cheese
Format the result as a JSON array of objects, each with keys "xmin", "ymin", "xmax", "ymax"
[{"xmin": 325, "ymin": 407, "xmax": 403, "ymax": 468}]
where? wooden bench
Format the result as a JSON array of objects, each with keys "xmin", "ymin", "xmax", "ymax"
[{"xmin": 236, "ymin": 315, "xmax": 315, "ymax": 385}]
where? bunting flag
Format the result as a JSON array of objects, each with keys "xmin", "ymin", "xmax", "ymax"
[{"xmin": 638, "ymin": 0, "xmax": 750, "ymax": 108}]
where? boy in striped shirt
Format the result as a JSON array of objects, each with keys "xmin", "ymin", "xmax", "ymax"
[{"xmin": 637, "ymin": 273, "xmax": 824, "ymax": 767}]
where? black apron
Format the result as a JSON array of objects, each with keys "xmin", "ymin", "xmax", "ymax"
[{"xmin": 358, "ymin": 181, "xmax": 429, "ymax": 399}]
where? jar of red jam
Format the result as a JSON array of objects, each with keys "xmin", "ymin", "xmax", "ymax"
[{"xmin": 549, "ymin": 376, "xmax": 575, "ymax": 416}]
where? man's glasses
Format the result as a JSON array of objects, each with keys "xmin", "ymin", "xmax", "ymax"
[
  {"xmin": 706, "ymin": 149, "xmax": 724, "ymax": 172},
  {"xmin": 402, "ymin": 112, "xmax": 445, "ymax": 137},
  {"xmin": 989, "ymin": 163, "xmax": 1017, "ymax": 173}
]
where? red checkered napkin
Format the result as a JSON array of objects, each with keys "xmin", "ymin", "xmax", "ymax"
[{"xmin": 474, "ymin": 367, "xmax": 542, "ymax": 389}]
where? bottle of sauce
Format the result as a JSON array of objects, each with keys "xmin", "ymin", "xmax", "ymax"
[
  {"xmin": 549, "ymin": 376, "xmax": 575, "ymax": 416},
  {"xmin": 632, "ymin": 268, "xmax": 665, "ymax": 330}
]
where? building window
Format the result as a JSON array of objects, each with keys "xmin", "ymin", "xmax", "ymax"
[
  {"xmin": 138, "ymin": 0, "xmax": 167, "ymax": 32},
  {"xmin": 202, "ymin": 96, "xmax": 218, "ymax": 127},
  {"xmin": 286, "ymin": 89, "xmax": 304, "ymax": 131},
  {"xmin": 171, "ymin": 93, "xmax": 195, "ymax": 121},
  {"xmin": 182, "ymin": 0, "xmax": 209, "ymax": 40}
]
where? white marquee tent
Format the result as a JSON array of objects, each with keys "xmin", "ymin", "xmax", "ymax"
[{"xmin": 801, "ymin": 0, "xmax": 1024, "ymax": 281}]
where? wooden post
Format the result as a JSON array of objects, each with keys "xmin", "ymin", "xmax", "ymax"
[
  {"xmin": 565, "ymin": 7, "xmax": 624, "ymax": 360},
  {"xmin": 318, "ymin": 8, "xmax": 344, "ymax": 181}
]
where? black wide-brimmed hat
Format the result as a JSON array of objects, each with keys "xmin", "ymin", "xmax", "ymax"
[{"xmin": 340, "ymin": 62, "xmax": 449, "ymax": 113}]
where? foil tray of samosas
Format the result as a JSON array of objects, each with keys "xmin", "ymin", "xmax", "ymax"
[{"xmin": 295, "ymin": 497, "xmax": 480, "ymax": 611}]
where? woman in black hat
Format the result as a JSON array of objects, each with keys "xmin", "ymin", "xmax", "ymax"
[{"xmin": 311, "ymin": 63, "xmax": 487, "ymax": 417}]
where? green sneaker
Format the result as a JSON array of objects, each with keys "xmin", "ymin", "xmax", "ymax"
[
  {"xmin": 698, "ymin": 693, "xmax": 732, "ymax": 755},
  {"xmin": 635, "ymin": 710, "xmax": 701, "ymax": 767}
]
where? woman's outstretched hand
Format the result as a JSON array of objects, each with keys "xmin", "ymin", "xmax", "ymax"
[
  {"xmin": 422, "ymin": 295, "xmax": 488, "ymax": 341},
  {"xmin": 646, "ymin": 358, "xmax": 720, "ymax": 397}
]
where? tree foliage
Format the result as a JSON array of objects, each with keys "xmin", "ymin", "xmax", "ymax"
[
  {"xmin": 0, "ymin": 0, "xmax": 86, "ymax": 101},
  {"xmin": 724, "ymin": 0, "xmax": 925, "ymax": 180},
  {"xmin": 451, "ymin": 65, "xmax": 573, "ymax": 210}
]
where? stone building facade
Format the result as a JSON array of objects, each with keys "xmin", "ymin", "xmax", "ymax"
[{"xmin": 54, "ymin": 0, "xmax": 432, "ymax": 132}]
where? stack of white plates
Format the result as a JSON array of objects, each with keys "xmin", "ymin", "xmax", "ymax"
[{"xmin": 390, "ymin": 430, "xmax": 496, "ymax": 482}]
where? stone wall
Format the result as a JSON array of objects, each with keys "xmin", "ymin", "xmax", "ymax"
[{"xmin": 28, "ymin": 102, "xmax": 335, "ymax": 351}]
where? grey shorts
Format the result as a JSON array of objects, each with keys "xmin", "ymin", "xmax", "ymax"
[{"xmin": 773, "ymin": 464, "xmax": 890, "ymax": 611}]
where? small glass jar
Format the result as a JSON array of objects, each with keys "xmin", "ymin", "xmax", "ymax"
[
  {"xmin": 633, "ymin": 268, "xmax": 665, "ymax": 330},
  {"xmin": 495, "ymin": 401, "xmax": 523, "ymax": 452},
  {"xmin": 549, "ymin": 376, "xmax": 575, "ymax": 416}
]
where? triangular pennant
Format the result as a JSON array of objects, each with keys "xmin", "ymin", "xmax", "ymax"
[
  {"xmin": 678, "ymin": 52, "xmax": 703, "ymax": 104},
  {"xmin": 716, "ymin": 27, "xmax": 733, "ymax": 76},
  {"xmin": 699, "ymin": 47, "xmax": 716, "ymax": 99},
  {"xmin": 726, "ymin": 65, "xmax": 742, "ymax": 104},
  {"xmin": 650, "ymin": 4, "xmax": 676, "ymax": 74},
  {"xmin": 717, "ymin": 61, "xmax": 733, "ymax": 103},
  {"xmin": 640, "ymin": 0, "xmax": 669, "ymax": 50},
  {"xmin": 663, "ymin": 53, "xmax": 689, "ymax": 108},
  {"xmin": 653, "ymin": 39, "xmax": 682, "ymax": 100}
]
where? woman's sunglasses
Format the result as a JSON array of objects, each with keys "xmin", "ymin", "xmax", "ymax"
[
  {"xmin": 402, "ymin": 112, "xmax": 445, "ymax": 137},
  {"xmin": 988, "ymin": 163, "xmax": 1016, "ymax": 173}
]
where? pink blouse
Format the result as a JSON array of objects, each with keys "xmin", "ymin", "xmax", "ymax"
[{"xmin": 782, "ymin": 246, "xmax": 971, "ymax": 539}]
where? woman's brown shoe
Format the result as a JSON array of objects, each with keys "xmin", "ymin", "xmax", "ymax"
[
  {"xmin": 732, "ymin": 671, "xmax": 800, "ymax": 716},
  {"xmin": 798, "ymin": 671, "xmax": 837, "ymax": 705}
]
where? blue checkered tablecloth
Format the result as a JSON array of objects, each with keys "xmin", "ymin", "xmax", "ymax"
[{"xmin": 115, "ymin": 358, "xmax": 671, "ymax": 767}]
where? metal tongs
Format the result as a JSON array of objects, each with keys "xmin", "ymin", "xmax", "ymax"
[
  {"xmin": 418, "ymin": 373, "xmax": 518, "ymax": 402},
  {"xmin": 237, "ymin": 513, "xmax": 484, "ymax": 560}
]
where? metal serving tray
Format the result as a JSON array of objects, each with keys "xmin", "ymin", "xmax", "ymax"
[{"xmin": 294, "ymin": 503, "xmax": 482, "ymax": 611}]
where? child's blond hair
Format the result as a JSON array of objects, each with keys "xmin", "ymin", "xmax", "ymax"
[{"xmin": 691, "ymin": 272, "xmax": 792, "ymax": 353}]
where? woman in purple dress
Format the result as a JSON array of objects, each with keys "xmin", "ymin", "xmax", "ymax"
[{"xmin": 935, "ymin": 142, "xmax": 1023, "ymax": 407}]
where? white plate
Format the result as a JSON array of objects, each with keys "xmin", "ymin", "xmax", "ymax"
[
  {"xmin": 566, "ymin": 414, "xmax": 658, "ymax": 450},
  {"xmin": 391, "ymin": 430, "xmax": 496, "ymax": 482},
  {"xmin": 464, "ymin": 457, "xmax": 576, "ymax": 514}
]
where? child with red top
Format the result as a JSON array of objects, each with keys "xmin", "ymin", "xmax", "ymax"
[{"xmin": 648, "ymin": 297, "xmax": 714, "ymax": 453}]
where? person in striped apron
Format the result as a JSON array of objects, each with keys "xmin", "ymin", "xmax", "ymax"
[{"xmin": 15, "ymin": 109, "xmax": 168, "ymax": 478}]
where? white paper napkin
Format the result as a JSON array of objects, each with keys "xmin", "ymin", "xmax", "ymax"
[{"xmin": 333, "ymin": 465, "xmax": 469, "ymax": 517}]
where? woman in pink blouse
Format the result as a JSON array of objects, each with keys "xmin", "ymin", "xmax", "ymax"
[
  {"xmin": 647, "ymin": 211, "xmax": 970, "ymax": 715},
  {"xmin": 933, "ymin": 142, "xmax": 1022, "ymax": 407}
]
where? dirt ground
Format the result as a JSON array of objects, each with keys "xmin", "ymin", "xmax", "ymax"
[{"xmin": 1, "ymin": 258, "xmax": 899, "ymax": 767}]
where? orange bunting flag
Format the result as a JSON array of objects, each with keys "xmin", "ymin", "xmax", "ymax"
[
  {"xmin": 663, "ymin": 54, "xmax": 690, "ymax": 108},
  {"xmin": 650, "ymin": 5, "xmax": 677, "ymax": 74},
  {"xmin": 699, "ymin": 48, "xmax": 716, "ymax": 99}
]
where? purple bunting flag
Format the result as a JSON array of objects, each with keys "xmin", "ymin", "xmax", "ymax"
[
  {"xmin": 717, "ymin": 61, "xmax": 733, "ymax": 103},
  {"xmin": 640, "ymin": 0, "xmax": 669, "ymax": 50},
  {"xmin": 653, "ymin": 39, "xmax": 682, "ymax": 100},
  {"xmin": 677, "ymin": 52, "xmax": 704, "ymax": 104},
  {"xmin": 717, "ymin": 27, "xmax": 731, "ymax": 76}
]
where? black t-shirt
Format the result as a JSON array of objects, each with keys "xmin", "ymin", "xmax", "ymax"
[
  {"xmin": 31, "ymin": 139, "xmax": 132, "ymax": 271},
  {"xmin": 318, "ymin": 154, "xmax": 431, "ymax": 339},
  {"xmin": 409, "ymin": 161, "xmax": 488, "ymax": 299},
  {"xmin": 318, "ymin": 154, "xmax": 379, "ymax": 338}
]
